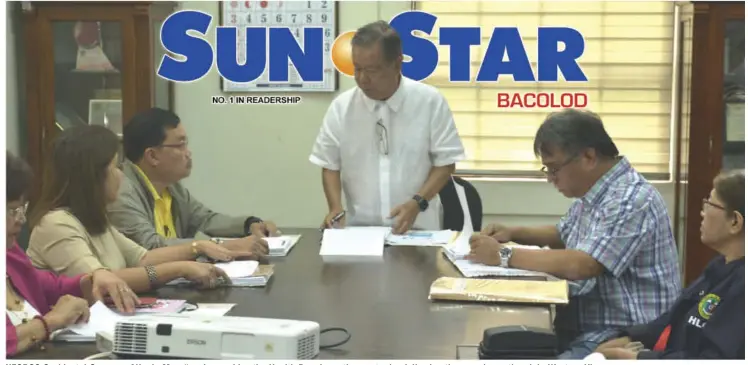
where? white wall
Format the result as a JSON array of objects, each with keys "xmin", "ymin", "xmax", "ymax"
[{"xmin": 174, "ymin": 1, "xmax": 414, "ymax": 228}]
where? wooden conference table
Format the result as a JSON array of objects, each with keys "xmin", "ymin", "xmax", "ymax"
[{"xmin": 18, "ymin": 228, "xmax": 554, "ymax": 360}]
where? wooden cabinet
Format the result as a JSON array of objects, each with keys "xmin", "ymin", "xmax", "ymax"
[
  {"xmin": 20, "ymin": 1, "xmax": 176, "ymax": 200},
  {"xmin": 673, "ymin": 2, "xmax": 744, "ymax": 284}
]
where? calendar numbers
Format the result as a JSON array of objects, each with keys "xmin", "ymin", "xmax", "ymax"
[{"xmin": 222, "ymin": 0, "xmax": 337, "ymax": 93}]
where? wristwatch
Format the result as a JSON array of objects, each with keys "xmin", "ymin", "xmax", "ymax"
[
  {"xmin": 499, "ymin": 246, "xmax": 513, "ymax": 268},
  {"xmin": 412, "ymin": 194, "xmax": 429, "ymax": 212},
  {"xmin": 210, "ymin": 237, "xmax": 224, "ymax": 245}
]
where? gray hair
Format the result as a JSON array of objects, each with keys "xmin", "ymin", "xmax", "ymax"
[
  {"xmin": 351, "ymin": 20, "xmax": 402, "ymax": 63},
  {"xmin": 533, "ymin": 109, "xmax": 619, "ymax": 159}
]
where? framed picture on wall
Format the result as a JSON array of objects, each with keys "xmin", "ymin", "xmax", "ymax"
[
  {"xmin": 88, "ymin": 99, "xmax": 123, "ymax": 137},
  {"xmin": 218, "ymin": 0, "xmax": 339, "ymax": 93}
]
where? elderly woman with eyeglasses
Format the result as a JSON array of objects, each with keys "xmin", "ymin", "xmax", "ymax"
[
  {"xmin": 594, "ymin": 169, "xmax": 745, "ymax": 360},
  {"xmin": 5, "ymin": 152, "xmax": 142, "ymax": 357}
]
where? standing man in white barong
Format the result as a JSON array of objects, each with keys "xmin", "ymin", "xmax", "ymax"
[{"xmin": 309, "ymin": 20, "xmax": 466, "ymax": 234}]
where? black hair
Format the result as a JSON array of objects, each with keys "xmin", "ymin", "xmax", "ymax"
[
  {"xmin": 7, "ymin": 151, "xmax": 32, "ymax": 202},
  {"xmin": 533, "ymin": 108, "xmax": 619, "ymax": 159},
  {"xmin": 123, "ymin": 107, "xmax": 181, "ymax": 162},
  {"xmin": 351, "ymin": 20, "xmax": 402, "ymax": 63}
]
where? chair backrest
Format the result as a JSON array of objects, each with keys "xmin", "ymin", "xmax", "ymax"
[{"xmin": 438, "ymin": 176, "xmax": 483, "ymax": 231}]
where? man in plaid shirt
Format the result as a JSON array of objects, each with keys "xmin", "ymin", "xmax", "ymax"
[{"xmin": 468, "ymin": 109, "xmax": 681, "ymax": 359}]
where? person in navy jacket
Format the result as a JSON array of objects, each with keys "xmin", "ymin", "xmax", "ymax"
[{"xmin": 593, "ymin": 169, "xmax": 745, "ymax": 360}]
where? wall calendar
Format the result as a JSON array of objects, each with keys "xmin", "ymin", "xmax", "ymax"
[{"xmin": 219, "ymin": 0, "xmax": 338, "ymax": 93}]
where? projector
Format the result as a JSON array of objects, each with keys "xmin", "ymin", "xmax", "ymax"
[{"xmin": 111, "ymin": 314, "xmax": 320, "ymax": 360}]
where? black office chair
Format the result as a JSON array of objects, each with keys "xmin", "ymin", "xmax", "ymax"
[{"xmin": 438, "ymin": 176, "xmax": 483, "ymax": 231}]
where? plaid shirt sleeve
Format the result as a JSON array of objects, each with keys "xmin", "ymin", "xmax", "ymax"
[
  {"xmin": 572, "ymin": 201, "xmax": 653, "ymax": 278},
  {"xmin": 556, "ymin": 200, "xmax": 580, "ymax": 245}
]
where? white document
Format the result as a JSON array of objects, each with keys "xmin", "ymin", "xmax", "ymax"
[
  {"xmin": 215, "ymin": 235, "xmax": 301, "ymax": 257},
  {"xmin": 262, "ymin": 235, "xmax": 301, "ymax": 256},
  {"xmin": 53, "ymin": 301, "xmax": 126, "ymax": 342},
  {"xmin": 442, "ymin": 177, "xmax": 475, "ymax": 259},
  {"xmin": 584, "ymin": 352, "xmax": 606, "ymax": 361},
  {"xmin": 319, "ymin": 227, "xmax": 387, "ymax": 257},
  {"xmin": 190, "ymin": 303, "xmax": 237, "ymax": 317},
  {"xmin": 167, "ymin": 260, "xmax": 261, "ymax": 287},
  {"xmin": 444, "ymin": 245, "xmax": 555, "ymax": 279},
  {"xmin": 214, "ymin": 260, "xmax": 260, "ymax": 278},
  {"xmin": 386, "ymin": 230, "xmax": 456, "ymax": 246},
  {"xmin": 449, "ymin": 257, "xmax": 554, "ymax": 278}
]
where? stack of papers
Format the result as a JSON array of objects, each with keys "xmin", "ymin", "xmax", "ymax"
[
  {"xmin": 263, "ymin": 235, "xmax": 301, "ymax": 256},
  {"xmin": 214, "ymin": 235, "xmax": 301, "ymax": 257},
  {"xmin": 442, "ymin": 231, "xmax": 554, "ymax": 279},
  {"xmin": 214, "ymin": 261, "xmax": 274, "ymax": 287},
  {"xmin": 167, "ymin": 260, "xmax": 274, "ymax": 287},
  {"xmin": 428, "ymin": 276, "xmax": 569, "ymax": 304},
  {"xmin": 386, "ymin": 230, "xmax": 456, "ymax": 246},
  {"xmin": 319, "ymin": 227, "xmax": 386, "ymax": 261},
  {"xmin": 448, "ymin": 256, "xmax": 554, "ymax": 278},
  {"xmin": 53, "ymin": 301, "xmax": 124, "ymax": 342}
]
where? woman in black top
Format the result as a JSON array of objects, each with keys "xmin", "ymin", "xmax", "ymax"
[{"xmin": 595, "ymin": 169, "xmax": 745, "ymax": 360}]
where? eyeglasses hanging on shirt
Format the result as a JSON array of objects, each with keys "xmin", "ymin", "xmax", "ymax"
[{"xmin": 376, "ymin": 119, "xmax": 389, "ymax": 156}]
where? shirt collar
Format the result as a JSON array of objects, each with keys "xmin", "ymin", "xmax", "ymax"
[
  {"xmin": 361, "ymin": 76, "xmax": 407, "ymax": 114},
  {"xmin": 582, "ymin": 156, "xmax": 631, "ymax": 205},
  {"xmin": 132, "ymin": 164, "xmax": 167, "ymax": 201},
  {"xmin": 706, "ymin": 255, "xmax": 745, "ymax": 280}
]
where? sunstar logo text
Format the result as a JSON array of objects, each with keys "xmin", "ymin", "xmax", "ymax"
[{"xmin": 156, "ymin": 10, "xmax": 589, "ymax": 86}]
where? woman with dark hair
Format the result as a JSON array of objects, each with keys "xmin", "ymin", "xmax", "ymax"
[
  {"xmin": 594, "ymin": 169, "xmax": 745, "ymax": 359},
  {"xmin": 26, "ymin": 125, "xmax": 246, "ymax": 288},
  {"xmin": 6, "ymin": 151, "xmax": 140, "ymax": 356}
]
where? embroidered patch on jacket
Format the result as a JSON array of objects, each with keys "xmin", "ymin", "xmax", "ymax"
[{"xmin": 698, "ymin": 293, "xmax": 721, "ymax": 320}]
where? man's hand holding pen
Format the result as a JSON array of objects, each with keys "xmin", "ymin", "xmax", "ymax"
[{"xmin": 321, "ymin": 209, "xmax": 346, "ymax": 231}]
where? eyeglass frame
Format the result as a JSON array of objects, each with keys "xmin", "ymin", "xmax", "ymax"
[
  {"xmin": 7, "ymin": 202, "xmax": 28, "ymax": 223},
  {"xmin": 376, "ymin": 120, "xmax": 389, "ymax": 156},
  {"xmin": 158, "ymin": 140, "xmax": 189, "ymax": 150},
  {"xmin": 540, "ymin": 154, "xmax": 579, "ymax": 178},
  {"xmin": 702, "ymin": 198, "xmax": 727, "ymax": 212}
]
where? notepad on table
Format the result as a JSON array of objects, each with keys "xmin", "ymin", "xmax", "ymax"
[
  {"xmin": 386, "ymin": 230, "xmax": 457, "ymax": 246},
  {"xmin": 214, "ymin": 235, "xmax": 301, "ymax": 257},
  {"xmin": 442, "ymin": 231, "xmax": 553, "ymax": 278},
  {"xmin": 214, "ymin": 261, "xmax": 275, "ymax": 287},
  {"xmin": 166, "ymin": 260, "xmax": 273, "ymax": 287},
  {"xmin": 428, "ymin": 276, "xmax": 569, "ymax": 304},
  {"xmin": 319, "ymin": 227, "xmax": 386, "ymax": 261},
  {"xmin": 263, "ymin": 235, "xmax": 301, "ymax": 256}
]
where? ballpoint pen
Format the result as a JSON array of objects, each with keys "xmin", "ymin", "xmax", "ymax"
[{"xmin": 320, "ymin": 211, "xmax": 346, "ymax": 232}]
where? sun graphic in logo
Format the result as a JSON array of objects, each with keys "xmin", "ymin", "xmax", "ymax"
[
  {"xmin": 331, "ymin": 31, "xmax": 355, "ymax": 77},
  {"xmin": 697, "ymin": 293, "xmax": 721, "ymax": 320}
]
